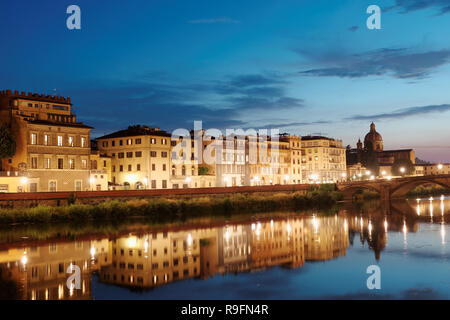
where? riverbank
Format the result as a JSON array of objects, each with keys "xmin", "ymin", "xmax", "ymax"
[
  {"xmin": 406, "ymin": 185, "xmax": 450, "ymax": 198},
  {"xmin": 0, "ymin": 186, "xmax": 343, "ymax": 225}
]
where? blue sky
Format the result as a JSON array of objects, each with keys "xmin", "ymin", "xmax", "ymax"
[{"xmin": 1, "ymin": 0, "xmax": 450, "ymax": 161}]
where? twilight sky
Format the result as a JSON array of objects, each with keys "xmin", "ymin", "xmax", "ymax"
[{"xmin": 1, "ymin": 0, "xmax": 450, "ymax": 162}]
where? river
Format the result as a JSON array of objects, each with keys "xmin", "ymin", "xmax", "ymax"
[{"xmin": 0, "ymin": 196, "xmax": 448, "ymax": 300}]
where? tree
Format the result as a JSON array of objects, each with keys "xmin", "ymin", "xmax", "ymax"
[
  {"xmin": 392, "ymin": 158, "xmax": 414, "ymax": 176},
  {"xmin": 198, "ymin": 166, "xmax": 209, "ymax": 175},
  {"xmin": 0, "ymin": 125, "xmax": 16, "ymax": 163}
]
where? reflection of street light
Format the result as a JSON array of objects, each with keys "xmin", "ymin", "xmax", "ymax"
[{"xmin": 284, "ymin": 175, "xmax": 290, "ymax": 184}]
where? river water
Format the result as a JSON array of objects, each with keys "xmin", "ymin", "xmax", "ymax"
[{"xmin": 0, "ymin": 196, "xmax": 448, "ymax": 300}]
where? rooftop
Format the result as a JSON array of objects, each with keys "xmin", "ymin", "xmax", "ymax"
[
  {"xmin": 96, "ymin": 125, "xmax": 172, "ymax": 140},
  {"xmin": 0, "ymin": 89, "xmax": 72, "ymax": 105}
]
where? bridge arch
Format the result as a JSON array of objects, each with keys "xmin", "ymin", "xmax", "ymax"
[
  {"xmin": 390, "ymin": 178, "xmax": 450, "ymax": 199},
  {"xmin": 338, "ymin": 184, "xmax": 381, "ymax": 201}
]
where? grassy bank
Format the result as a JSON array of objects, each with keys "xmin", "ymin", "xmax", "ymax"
[
  {"xmin": 0, "ymin": 186, "xmax": 343, "ymax": 225},
  {"xmin": 406, "ymin": 185, "xmax": 450, "ymax": 198}
]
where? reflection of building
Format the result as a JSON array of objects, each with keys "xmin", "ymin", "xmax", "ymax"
[
  {"xmin": 217, "ymin": 224, "xmax": 252, "ymax": 273},
  {"xmin": 0, "ymin": 238, "xmax": 110, "ymax": 300},
  {"xmin": 0, "ymin": 215, "xmax": 366, "ymax": 298},
  {"xmin": 303, "ymin": 216, "xmax": 349, "ymax": 261},
  {"xmin": 98, "ymin": 230, "xmax": 204, "ymax": 289},
  {"xmin": 250, "ymin": 218, "xmax": 305, "ymax": 269},
  {"xmin": 0, "ymin": 90, "xmax": 92, "ymax": 192}
]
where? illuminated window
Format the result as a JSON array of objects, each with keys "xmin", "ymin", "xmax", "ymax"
[
  {"xmin": 68, "ymin": 136, "xmax": 74, "ymax": 147},
  {"xmin": 57, "ymin": 136, "xmax": 63, "ymax": 146},
  {"xmin": 31, "ymin": 133, "xmax": 37, "ymax": 145}
]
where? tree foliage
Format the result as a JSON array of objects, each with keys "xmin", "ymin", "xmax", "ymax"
[{"xmin": 0, "ymin": 125, "xmax": 16, "ymax": 160}]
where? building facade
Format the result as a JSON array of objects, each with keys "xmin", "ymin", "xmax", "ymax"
[
  {"xmin": 301, "ymin": 136, "xmax": 347, "ymax": 183},
  {"xmin": 0, "ymin": 90, "xmax": 92, "ymax": 192}
]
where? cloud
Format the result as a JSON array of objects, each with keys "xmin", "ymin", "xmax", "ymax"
[
  {"xmin": 388, "ymin": 0, "xmax": 450, "ymax": 15},
  {"xmin": 298, "ymin": 48, "xmax": 450, "ymax": 79},
  {"xmin": 188, "ymin": 17, "xmax": 240, "ymax": 24},
  {"xmin": 346, "ymin": 104, "xmax": 450, "ymax": 121},
  {"xmin": 70, "ymin": 72, "xmax": 305, "ymax": 135},
  {"xmin": 249, "ymin": 120, "xmax": 331, "ymax": 130},
  {"xmin": 348, "ymin": 26, "xmax": 359, "ymax": 32}
]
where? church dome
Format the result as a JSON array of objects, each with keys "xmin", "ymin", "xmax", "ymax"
[
  {"xmin": 364, "ymin": 122, "xmax": 382, "ymax": 142},
  {"xmin": 364, "ymin": 122, "xmax": 383, "ymax": 151}
]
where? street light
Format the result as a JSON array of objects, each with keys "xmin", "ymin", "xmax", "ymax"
[
  {"xmin": 400, "ymin": 167, "xmax": 405, "ymax": 176},
  {"xmin": 89, "ymin": 177, "xmax": 95, "ymax": 191},
  {"xmin": 143, "ymin": 177, "xmax": 148, "ymax": 189},
  {"xmin": 437, "ymin": 164, "xmax": 443, "ymax": 170},
  {"xmin": 20, "ymin": 177, "xmax": 28, "ymax": 192}
]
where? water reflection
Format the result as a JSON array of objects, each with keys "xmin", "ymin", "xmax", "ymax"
[{"xmin": 0, "ymin": 197, "xmax": 448, "ymax": 300}]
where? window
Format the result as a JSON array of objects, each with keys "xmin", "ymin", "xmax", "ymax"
[
  {"xmin": 162, "ymin": 180, "xmax": 167, "ymax": 189},
  {"xmin": 126, "ymin": 139, "xmax": 132, "ymax": 145},
  {"xmin": 57, "ymin": 136, "xmax": 63, "ymax": 146},
  {"xmin": 126, "ymin": 152, "xmax": 133, "ymax": 158},
  {"xmin": 31, "ymin": 133, "xmax": 37, "ymax": 145},
  {"xmin": 81, "ymin": 159, "xmax": 87, "ymax": 169},
  {"xmin": 58, "ymin": 158, "xmax": 63, "ymax": 169},
  {"xmin": 120, "ymin": 165, "xmax": 123, "ymax": 172},
  {"xmin": 81, "ymin": 137, "xmax": 87, "ymax": 148},
  {"xmin": 49, "ymin": 180, "xmax": 57, "ymax": 192},
  {"xmin": 161, "ymin": 138, "xmax": 167, "ymax": 145},
  {"xmin": 128, "ymin": 165, "xmax": 132, "ymax": 171},
  {"xmin": 53, "ymin": 105, "xmax": 69, "ymax": 111},
  {"xmin": 68, "ymin": 136, "xmax": 74, "ymax": 147},
  {"xmin": 150, "ymin": 151, "xmax": 157, "ymax": 157},
  {"xmin": 111, "ymin": 140, "xmax": 115, "ymax": 147},
  {"xmin": 119, "ymin": 140, "xmax": 123, "ymax": 146},
  {"xmin": 31, "ymin": 157, "xmax": 38, "ymax": 169},
  {"xmin": 161, "ymin": 151, "xmax": 168, "ymax": 158},
  {"xmin": 151, "ymin": 180, "xmax": 156, "ymax": 189},
  {"xmin": 69, "ymin": 159, "xmax": 75, "ymax": 169},
  {"xmin": 163, "ymin": 164, "xmax": 166, "ymax": 171},
  {"xmin": 135, "ymin": 138, "xmax": 141, "ymax": 144},
  {"xmin": 118, "ymin": 153, "xmax": 124, "ymax": 158},
  {"xmin": 112, "ymin": 165, "xmax": 115, "ymax": 172},
  {"xmin": 151, "ymin": 138, "xmax": 156, "ymax": 144},
  {"xmin": 137, "ymin": 164, "xmax": 141, "ymax": 171},
  {"xmin": 44, "ymin": 134, "xmax": 50, "ymax": 146},
  {"xmin": 45, "ymin": 158, "xmax": 51, "ymax": 169},
  {"xmin": 152, "ymin": 164, "xmax": 156, "ymax": 171},
  {"xmin": 75, "ymin": 180, "xmax": 82, "ymax": 191},
  {"xmin": 135, "ymin": 151, "xmax": 142, "ymax": 157}
]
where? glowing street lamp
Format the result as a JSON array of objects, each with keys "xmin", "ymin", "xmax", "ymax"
[
  {"xmin": 20, "ymin": 177, "xmax": 28, "ymax": 192},
  {"xmin": 143, "ymin": 177, "xmax": 148, "ymax": 189},
  {"xmin": 89, "ymin": 177, "xmax": 95, "ymax": 191},
  {"xmin": 437, "ymin": 164, "xmax": 443, "ymax": 170},
  {"xmin": 400, "ymin": 167, "xmax": 406, "ymax": 176}
]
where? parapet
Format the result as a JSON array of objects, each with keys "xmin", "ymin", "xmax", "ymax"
[{"xmin": 0, "ymin": 89, "xmax": 72, "ymax": 104}]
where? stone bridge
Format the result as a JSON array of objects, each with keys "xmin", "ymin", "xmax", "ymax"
[{"xmin": 337, "ymin": 174, "xmax": 450, "ymax": 202}]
